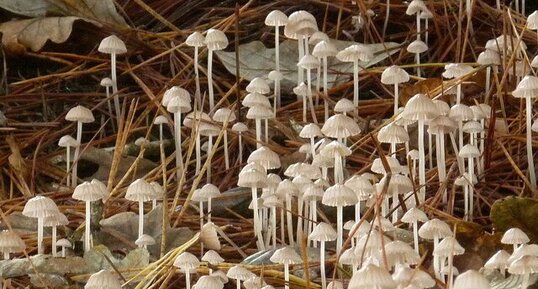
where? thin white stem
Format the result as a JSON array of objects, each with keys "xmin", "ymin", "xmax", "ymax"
[
  {"xmin": 238, "ymin": 133, "xmax": 243, "ymax": 164},
  {"xmin": 450, "ymin": 132, "xmax": 465, "ymax": 174},
  {"xmin": 337, "ymin": 206, "xmax": 343, "ymax": 255},
  {"xmin": 236, "ymin": 278, "xmax": 241, "ymax": 289},
  {"xmin": 52, "ymin": 226, "xmax": 57, "ymax": 257},
  {"xmin": 275, "ymin": 26, "xmax": 281, "ymax": 108},
  {"xmin": 469, "ymin": 156, "xmax": 475, "ymax": 220},
  {"xmin": 323, "ymin": 57, "xmax": 329, "ymax": 121},
  {"xmin": 199, "ymin": 201, "xmax": 204, "ymax": 233},
  {"xmin": 433, "ymin": 236, "xmax": 440, "ymax": 279},
  {"xmin": 111, "ymin": 53, "xmax": 121, "ymax": 129},
  {"xmin": 353, "ymin": 60, "xmax": 359, "ymax": 114},
  {"xmin": 196, "ymin": 133, "xmax": 201, "ymax": 174},
  {"xmin": 394, "ymin": 84, "xmax": 399, "ymax": 116},
  {"xmin": 256, "ymin": 119, "xmax": 262, "ymax": 148},
  {"xmin": 302, "ymin": 92, "xmax": 307, "ymax": 122},
  {"xmin": 428, "ymin": 131, "xmax": 433, "ymax": 170},
  {"xmin": 286, "ymin": 194, "xmax": 295, "ymax": 246},
  {"xmin": 207, "ymin": 136, "xmax": 213, "ymax": 183},
  {"xmin": 85, "ymin": 201, "xmax": 91, "ymax": 252},
  {"xmin": 62, "ymin": 247, "xmax": 66, "ymax": 258},
  {"xmin": 174, "ymin": 112, "xmax": 183, "ymax": 180},
  {"xmin": 418, "ymin": 120, "xmax": 426, "ymax": 202},
  {"xmin": 306, "ymin": 68, "xmax": 318, "ymax": 124},
  {"xmin": 280, "ymin": 206, "xmax": 286, "ymax": 245},
  {"xmin": 66, "ymin": 146, "xmax": 71, "ymax": 186},
  {"xmin": 72, "ymin": 121, "xmax": 82, "ymax": 187},
  {"xmin": 38, "ymin": 217, "xmax": 44, "ymax": 255},
  {"xmin": 265, "ymin": 119, "xmax": 269, "ymax": 143},
  {"xmin": 416, "ymin": 53, "xmax": 422, "ymax": 77},
  {"xmin": 526, "ymin": 97, "xmax": 537, "ymax": 188},
  {"xmin": 383, "ymin": 0, "xmax": 390, "ymax": 38},
  {"xmin": 251, "ymin": 187, "xmax": 265, "ymax": 250},
  {"xmin": 413, "ymin": 221, "xmax": 419, "ymax": 254},
  {"xmin": 185, "ymin": 271, "xmax": 191, "ymax": 289},
  {"xmin": 138, "ymin": 200, "xmax": 144, "ymax": 238},
  {"xmin": 208, "ymin": 197, "xmax": 212, "ymax": 223},
  {"xmin": 224, "ymin": 130, "xmax": 229, "ymax": 169},
  {"xmin": 271, "ymin": 206, "xmax": 277, "ymax": 249},
  {"xmin": 297, "ymin": 195, "xmax": 304, "ymax": 243},
  {"xmin": 298, "ymin": 37, "xmax": 304, "ymax": 85},
  {"xmin": 194, "ymin": 46, "xmax": 201, "ymax": 109},
  {"xmin": 208, "ymin": 49, "xmax": 215, "ymax": 111},
  {"xmin": 320, "ymin": 241, "xmax": 327, "ymax": 289},
  {"xmin": 284, "ymin": 263, "xmax": 290, "ymax": 289},
  {"xmin": 522, "ymin": 273, "xmax": 530, "ymax": 289}
]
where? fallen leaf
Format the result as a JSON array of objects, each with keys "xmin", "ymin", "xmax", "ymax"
[
  {"xmin": 490, "ymin": 196, "xmax": 538, "ymax": 243},
  {"xmin": 0, "ymin": 255, "xmax": 87, "ymax": 278},
  {"xmin": 84, "ymin": 245, "xmax": 149, "ymax": 272},
  {"xmin": 215, "ymin": 40, "xmax": 401, "ymax": 90},
  {"xmin": 0, "ymin": 0, "xmax": 50, "ymax": 17}
]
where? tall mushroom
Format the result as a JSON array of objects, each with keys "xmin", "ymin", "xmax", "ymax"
[
  {"xmin": 99, "ymin": 77, "xmax": 115, "ymax": 132},
  {"xmin": 205, "ymin": 29, "xmax": 228, "ymax": 111},
  {"xmin": 381, "ymin": 65, "xmax": 410, "ymax": 115},
  {"xmin": 85, "ymin": 270, "xmax": 122, "ymax": 289},
  {"xmin": 126, "ymin": 179, "xmax": 157, "ymax": 239},
  {"xmin": 298, "ymin": 55, "xmax": 320, "ymax": 123},
  {"xmin": 246, "ymin": 104, "xmax": 273, "ymax": 148},
  {"xmin": 401, "ymin": 207, "xmax": 428, "ymax": 254},
  {"xmin": 185, "ymin": 31, "xmax": 206, "ymax": 107},
  {"xmin": 165, "ymin": 86, "xmax": 192, "ymax": 179},
  {"xmin": 173, "ymin": 252, "xmax": 200, "ymax": 289},
  {"xmin": 322, "ymin": 184, "xmax": 358, "ymax": 254},
  {"xmin": 22, "ymin": 196, "xmax": 59, "ymax": 255},
  {"xmin": 58, "ymin": 135, "xmax": 78, "ymax": 186},
  {"xmin": 232, "ymin": 122, "xmax": 248, "ymax": 164},
  {"xmin": 312, "ymin": 40, "xmax": 338, "ymax": 120},
  {"xmin": 406, "ymin": 40, "xmax": 428, "ymax": 77},
  {"xmin": 309, "ymin": 222, "xmax": 337, "ymax": 289},
  {"xmin": 65, "ymin": 105, "xmax": 94, "ymax": 187},
  {"xmin": 0, "ymin": 230, "xmax": 25, "ymax": 260},
  {"xmin": 44, "ymin": 212, "xmax": 68, "ymax": 257},
  {"xmin": 238, "ymin": 166, "xmax": 268, "ymax": 250},
  {"xmin": 270, "ymin": 246, "xmax": 302, "ymax": 289},
  {"xmin": 73, "ymin": 181, "xmax": 107, "ymax": 252},
  {"xmin": 226, "ymin": 265, "xmax": 256, "ymax": 289},
  {"xmin": 213, "ymin": 108, "xmax": 236, "ymax": 169},
  {"xmin": 265, "ymin": 10, "xmax": 288, "ymax": 108}
]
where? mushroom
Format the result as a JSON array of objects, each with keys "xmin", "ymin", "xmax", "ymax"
[
  {"xmin": 202, "ymin": 250, "xmax": 224, "ymax": 274},
  {"xmin": 173, "ymin": 252, "xmax": 200, "ymax": 289},
  {"xmin": 135, "ymin": 234, "xmax": 155, "ymax": 249},
  {"xmin": 385, "ymin": 240, "xmax": 420, "ymax": 270},
  {"xmin": 319, "ymin": 140, "xmax": 352, "ymax": 185},
  {"xmin": 268, "ymin": 70, "xmax": 284, "ymax": 113},
  {"xmin": 312, "ymin": 40, "xmax": 338, "ymax": 120},
  {"xmin": 73, "ymin": 181, "xmax": 107, "ymax": 252},
  {"xmin": 308, "ymin": 32, "xmax": 329, "ymax": 96},
  {"xmin": 126, "ymin": 179, "xmax": 158, "ymax": 239},
  {"xmin": 285, "ymin": 10, "xmax": 318, "ymax": 85},
  {"xmin": 226, "ymin": 265, "xmax": 256, "ymax": 289},
  {"xmin": 165, "ymin": 86, "xmax": 192, "ymax": 179},
  {"xmin": 185, "ymin": 31, "xmax": 206, "ymax": 107},
  {"xmin": 98, "ymin": 35, "xmax": 127, "ymax": 128},
  {"xmin": 401, "ymin": 207, "xmax": 428, "ymax": 254},
  {"xmin": 453, "ymin": 270, "xmax": 489, "ymax": 289},
  {"xmin": 193, "ymin": 183, "xmax": 221, "ymax": 235},
  {"xmin": 322, "ymin": 184, "xmax": 357, "ymax": 254},
  {"xmin": 508, "ymin": 256, "xmax": 538, "ymax": 289},
  {"xmin": 65, "ymin": 105, "xmax": 94, "ymax": 187},
  {"xmin": 0, "ymin": 230, "xmax": 25, "ymax": 260},
  {"xmin": 58, "ymin": 135, "xmax": 78, "ymax": 186},
  {"xmin": 270, "ymin": 246, "xmax": 302, "ymax": 289},
  {"xmin": 297, "ymin": 55, "xmax": 320, "ymax": 123},
  {"xmin": 294, "ymin": 82, "xmax": 312, "ymax": 123},
  {"xmin": 300, "ymin": 123, "xmax": 322, "ymax": 159},
  {"xmin": 44, "ymin": 212, "xmax": 68, "ymax": 257},
  {"xmin": 419, "ymin": 8, "xmax": 434, "ymax": 45},
  {"xmin": 205, "ymin": 29, "xmax": 229, "ymax": 111},
  {"xmin": 193, "ymin": 275, "xmax": 224, "ymax": 289},
  {"xmin": 428, "ymin": 115, "xmax": 458, "ymax": 201},
  {"xmin": 184, "ymin": 111, "xmax": 212, "ymax": 174},
  {"xmin": 349, "ymin": 264, "xmax": 396, "ymax": 289},
  {"xmin": 459, "ymin": 144, "xmax": 480, "ymax": 220},
  {"xmin": 231, "ymin": 122, "xmax": 248, "ymax": 164},
  {"xmin": 276, "ymin": 179, "xmax": 300, "ymax": 246},
  {"xmin": 528, "ymin": 11, "xmax": 538, "ymax": 43},
  {"xmin": 381, "ymin": 65, "xmax": 410, "ymax": 115},
  {"xmin": 501, "ymin": 227, "xmax": 529, "ymax": 252},
  {"xmin": 418, "ymin": 218, "xmax": 452, "ymax": 279},
  {"xmin": 484, "ymin": 250, "xmax": 510, "ymax": 277},
  {"xmin": 477, "ymin": 49, "xmax": 501, "ymax": 97},
  {"xmin": 334, "ymin": 98, "xmax": 356, "ymax": 116},
  {"xmin": 99, "ymin": 77, "xmax": 115, "ymax": 132},
  {"xmin": 406, "ymin": 40, "xmax": 428, "ymax": 77},
  {"xmin": 345, "ymin": 175, "xmax": 374, "ymax": 222},
  {"xmin": 56, "ymin": 238, "xmax": 71, "ymax": 258},
  {"xmin": 212, "ymin": 108, "xmax": 236, "ymax": 169},
  {"xmin": 150, "ymin": 181, "xmax": 164, "ymax": 209},
  {"xmin": 262, "ymin": 193, "xmax": 282, "ymax": 248},
  {"xmin": 377, "ymin": 122, "xmax": 409, "ymax": 156},
  {"xmin": 238, "ymin": 166, "xmax": 268, "ymax": 250},
  {"xmin": 434, "ymin": 237, "xmax": 465, "ymax": 286},
  {"xmin": 309, "ymin": 222, "xmax": 337, "ymax": 289},
  {"xmin": 512, "ymin": 75, "xmax": 538, "ymax": 189},
  {"xmin": 85, "ymin": 270, "xmax": 122, "ymax": 289},
  {"xmin": 405, "ymin": 0, "xmax": 427, "ymax": 41},
  {"xmin": 246, "ymin": 105, "xmax": 273, "ymax": 148},
  {"xmin": 22, "ymin": 196, "xmax": 59, "ymax": 255},
  {"xmin": 265, "ymin": 10, "xmax": 288, "ymax": 108}
]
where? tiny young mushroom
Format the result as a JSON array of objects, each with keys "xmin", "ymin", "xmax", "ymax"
[
  {"xmin": 98, "ymin": 35, "xmax": 127, "ymax": 128},
  {"xmin": 418, "ymin": 218, "xmax": 452, "ymax": 279},
  {"xmin": 212, "ymin": 107, "xmax": 236, "ymax": 169},
  {"xmin": 406, "ymin": 39, "xmax": 428, "ymax": 77},
  {"xmin": 231, "ymin": 122, "xmax": 248, "ymax": 164},
  {"xmin": 226, "ymin": 265, "xmax": 256, "ymax": 289},
  {"xmin": 44, "ymin": 212, "xmax": 68, "ymax": 257},
  {"xmin": 0, "ymin": 230, "xmax": 25, "ymax": 260},
  {"xmin": 270, "ymin": 246, "xmax": 302, "ymax": 289},
  {"xmin": 202, "ymin": 250, "xmax": 224, "ymax": 274},
  {"xmin": 22, "ymin": 195, "xmax": 59, "ymax": 255},
  {"xmin": 72, "ymin": 181, "xmax": 107, "ymax": 252},
  {"xmin": 501, "ymin": 227, "xmax": 530, "ymax": 252},
  {"xmin": 58, "ymin": 135, "xmax": 78, "ymax": 186},
  {"xmin": 309, "ymin": 222, "xmax": 337, "ymax": 289},
  {"xmin": 246, "ymin": 104, "xmax": 274, "ymax": 148},
  {"xmin": 268, "ymin": 70, "xmax": 284, "ymax": 113},
  {"xmin": 165, "ymin": 86, "xmax": 192, "ymax": 179},
  {"xmin": 56, "ymin": 238, "xmax": 71, "ymax": 258},
  {"xmin": 297, "ymin": 54, "xmax": 320, "ymax": 123},
  {"xmin": 173, "ymin": 252, "xmax": 200, "ymax": 289},
  {"xmin": 85, "ymin": 270, "xmax": 122, "ymax": 289},
  {"xmin": 135, "ymin": 234, "xmax": 155, "ymax": 249},
  {"xmin": 401, "ymin": 207, "xmax": 428, "ymax": 254},
  {"xmin": 65, "ymin": 105, "xmax": 94, "ymax": 187},
  {"xmin": 99, "ymin": 77, "xmax": 115, "ymax": 132},
  {"xmin": 185, "ymin": 31, "xmax": 206, "ymax": 106},
  {"xmin": 126, "ymin": 179, "xmax": 158, "ymax": 239},
  {"xmin": 205, "ymin": 29, "xmax": 229, "ymax": 111},
  {"xmin": 192, "ymin": 275, "xmax": 224, "ymax": 289},
  {"xmin": 300, "ymin": 123, "xmax": 323, "ymax": 159}
]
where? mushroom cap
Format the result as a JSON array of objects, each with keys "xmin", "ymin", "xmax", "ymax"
[
  {"xmin": 66, "ymin": 105, "xmax": 95, "ymax": 123},
  {"xmin": 336, "ymin": 44, "xmax": 373, "ymax": 62},
  {"xmin": 246, "ymin": 104, "xmax": 273, "ymax": 120},
  {"xmin": 100, "ymin": 77, "xmax": 113, "ymax": 87},
  {"xmin": 212, "ymin": 108, "xmax": 236, "ymax": 123},
  {"xmin": 484, "ymin": 250, "xmax": 510, "ymax": 270},
  {"xmin": 377, "ymin": 123, "xmax": 409, "ymax": 144},
  {"xmin": 265, "ymin": 10, "xmax": 288, "ymax": 26},
  {"xmin": 508, "ymin": 244, "xmax": 538, "ymax": 263},
  {"xmin": 246, "ymin": 77, "xmax": 271, "ymax": 94},
  {"xmin": 458, "ymin": 144, "xmax": 480, "ymax": 158},
  {"xmin": 243, "ymin": 92, "xmax": 271, "ymax": 108},
  {"xmin": 321, "ymin": 114, "xmax": 361, "ymax": 138},
  {"xmin": 153, "ymin": 115, "xmax": 169, "ymax": 125},
  {"xmin": 44, "ymin": 212, "xmax": 69, "ymax": 227},
  {"xmin": 471, "ymin": 104, "xmax": 491, "ymax": 120},
  {"xmin": 418, "ymin": 218, "xmax": 452, "ymax": 240},
  {"xmin": 247, "ymin": 146, "xmax": 281, "ymax": 170},
  {"xmin": 202, "ymin": 249, "xmax": 224, "ymax": 265},
  {"xmin": 434, "ymin": 100, "xmax": 451, "ymax": 116},
  {"xmin": 238, "ymin": 168, "xmax": 268, "ymax": 188},
  {"xmin": 407, "ymin": 149, "xmax": 420, "ymax": 160},
  {"xmin": 349, "ymin": 264, "xmax": 396, "ymax": 289},
  {"xmin": 56, "ymin": 238, "xmax": 71, "ymax": 248},
  {"xmin": 532, "ymin": 55, "xmax": 538, "ymax": 68},
  {"xmin": 268, "ymin": 70, "xmax": 284, "ymax": 81},
  {"xmin": 275, "ymin": 179, "xmax": 300, "ymax": 198},
  {"xmin": 98, "ymin": 35, "xmax": 127, "ymax": 55},
  {"xmin": 381, "ymin": 65, "xmax": 410, "ymax": 85},
  {"xmin": 371, "ymin": 156, "xmax": 408, "ymax": 175},
  {"xmin": 192, "ymin": 183, "xmax": 221, "ymax": 201},
  {"xmin": 163, "ymin": 86, "xmax": 190, "ymax": 107},
  {"xmin": 85, "ymin": 270, "xmax": 122, "ymax": 289},
  {"xmin": 327, "ymin": 281, "xmax": 344, "ymax": 289},
  {"xmin": 210, "ymin": 270, "xmax": 229, "ymax": 284},
  {"xmin": 350, "ymin": 220, "xmax": 372, "ymax": 238},
  {"xmin": 183, "ymin": 111, "xmax": 211, "ymax": 128},
  {"xmin": 309, "ymin": 31, "xmax": 329, "ymax": 46},
  {"xmin": 401, "ymin": 207, "xmax": 428, "ymax": 223},
  {"xmin": 312, "ymin": 40, "xmax": 338, "ymax": 58},
  {"xmin": 125, "ymin": 178, "xmax": 157, "ymax": 202},
  {"xmin": 243, "ymin": 276, "xmax": 267, "ymax": 289},
  {"xmin": 134, "ymin": 137, "xmax": 150, "ymax": 147},
  {"xmin": 453, "ymin": 270, "xmax": 490, "ymax": 289},
  {"xmin": 442, "ymin": 63, "xmax": 475, "ymax": 79},
  {"xmin": 232, "ymin": 122, "xmax": 248, "ymax": 132},
  {"xmin": 527, "ymin": 11, "xmax": 538, "ymax": 30},
  {"xmin": 135, "ymin": 234, "xmax": 156, "ymax": 246},
  {"xmin": 463, "ymin": 120, "xmax": 483, "ymax": 134},
  {"xmin": 428, "ymin": 115, "xmax": 457, "ymax": 135},
  {"xmin": 344, "ymin": 175, "xmax": 374, "ymax": 199},
  {"xmin": 270, "ymin": 246, "xmax": 302, "ymax": 264},
  {"xmin": 433, "ymin": 236, "xmax": 465, "ymax": 257},
  {"xmin": 319, "ymin": 140, "xmax": 352, "ymax": 157},
  {"xmin": 339, "ymin": 247, "xmax": 358, "ymax": 266},
  {"xmin": 262, "ymin": 193, "xmax": 282, "ymax": 207},
  {"xmin": 477, "ymin": 49, "xmax": 501, "ymax": 66},
  {"xmin": 449, "ymin": 104, "xmax": 474, "ymax": 121},
  {"xmin": 185, "ymin": 31, "xmax": 205, "ymax": 47},
  {"xmin": 205, "ymin": 29, "xmax": 228, "ymax": 50},
  {"xmin": 405, "ymin": 0, "xmax": 427, "ymax": 15},
  {"xmin": 22, "ymin": 196, "xmax": 59, "ymax": 218},
  {"xmin": 200, "ymin": 222, "xmax": 221, "ymax": 250},
  {"xmin": 401, "ymin": 94, "xmax": 438, "ymax": 121},
  {"xmin": 58, "ymin": 135, "xmax": 78, "ymax": 147},
  {"xmin": 303, "ymin": 184, "xmax": 324, "ymax": 201},
  {"xmin": 419, "ymin": 8, "xmax": 434, "ymax": 19},
  {"xmin": 322, "ymin": 184, "xmax": 358, "ymax": 207},
  {"xmin": 173, "ymin": 251, "xmax": 200, "ymax": 269},
  {"xmin": 226, "ymin": 265, "xmax": 255, "ymax": 280},
  {"xmin": 333, "ymin": 98, "xmax": 356, "ymax": 113},
  {"xmin": 167, "ymin": 95, "xmax": 192, "ymax": 114},
  {"xmin": 285, "ymin": 11, "xmax": 318, "ymax": 38},
  {"xmin": 300, "ymin": 123, "xmax": 322, "ymax": 138},
  {"xmin": 406, "ymin": 39, "xmax": 428, "ymax": 54},
  {"xmin": 284, "ymin": 162, "xmax": 321, "ymax": 179},
  {"xmin": 380, "ymin": 173, "xmax": 413, "ymax": 195},
  {"xmin": 508, "ymin": 255, "xmax": 538, "ymax": 275},
  {"xmin": 512, "ymin": 75, "xmax": 538, "ymax": 99},
  {"xmin": 90, "ymin": 179, "xmax": 110, "ymax": 199},
  {"xmin": 297, "ymin": 54, "xmax": 319, "ymax": 70},
  {"xmin": 193, "ymin": 276, "xmax": 224, "ymax": 289},
  {"xmin": 501, "ymin": 228, "xmax": 530, "ymax": 245},
  {"xmin": 309, "ymin": 222, "xmax": 337, "ymax": 241},
  {"xmin": 293, "ymin": 82, "xmax": 310, "ymax": 96},
  {"xmin": 0, "ymin": 230, "xmax": 25, "ymax": 253},
  {"xmin": 385, "ymin": 240, "xmax": 420, "ymax": 267},
  {"xmin": 485, "ymin": 35, "xmax": 526, "ymax": 53}
]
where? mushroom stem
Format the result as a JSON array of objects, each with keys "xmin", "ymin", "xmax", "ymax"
[
  {"xmin": 37, "ymin": 217, "xmax": 44, "ymax": 255},
  {"xmin": 412, "ymin": 220, "xmax": 419, "ymax": 254},
  {"xmin": 251, "ymin": 187, "xmax": 264, "ymax": 250},
  {"xmin": 4, "ymin": 252, "xmax": 9, "ymax": 260},
  {"xmin": 284, "ymin": 263, "xmax": 290, "ymax": 289},
  {"xmin": 275, "ymin": 26, "xmax": 281, "ymax": 108},
  {"xmin": 306, "ymin": 68, "xmax": 318, "ymax": 124},
  {"xmin": 194, "ymin": 46, "xmax": 201, "ymax": 109},
  {"xmin": 302, "ymin": 93, "xmax": 307, "ymax": 122},
  {"xmin": 255, "ymin": 119, "xmax": 262, "ymax": 148},
  {"xmin": 105, "ymin": 86, "xmax": 115, "ymax": 132},
  {"xmin": 61, "ymin": 247, "xmax": 66, "ymax": 258},
  {"xmin": 522, "ymin": 273, "xmax": 530, "ymax": 289},
  {"xmin": 449, "ymin": 132, "xmax": 465, "ymax": 174},
  {"xmin": 196, "ymin": 132, "xmax": 201, "ymax": 174},
  {"xmin": 286, "ymin": 193, "xmax": 295, "ymax": 246},
  {"xmin": 415, "ymin": 53, "xmax": 422, "ymax": 78},
  {"xmin": 433, "ymin": 236, "xmax": 440, "ymax": 279},
  {"xmin": 138, "ymin": 199, "xmax": 144, "ymax": 238},
  {"xmin": 66, "ymin": 146, "xmax": 71, "ymax": 186},
  {"xmin": 337, "ymin": 205, "xmax": 343, "ymax": 254},
  {"xmin": 437, "ymin": 135, "xmax": 448, "ymax": 202},
  {"xmin": 353, "ymin": 59, "xmax": 359, "ymax": 115},
  {"xmin": 296, "ymin": 195, "xmax": 304, "ymax": 243},
  {"xmin": 236, "ymin": 278, "xmax": 241, "ymax": 289},
  {"xmin": 207, "ymin": 136, "xmax": 213, "ymax": 183},
  {"xmin": 418, "ymin": 119, "xmax": 426, "ymax": 202},
  {"xmin": 383, "ymin": 0, "xmax": 390, "ymax": 38},
  {"xmin": 468, "ymin": 155, "xmax": 475, "ymax": 220},
  {"xmin": 111, "ymin": 52, "xmax": 121, "ymax": 129},
  {"xmin": 320, "ymin": 241, "xmax": 327, "ymax": 289},
  {"xmin": 52, "ymin": 225, "xmax": 57, "ymax": 257},
  {"xmin": 355, "ymin": 199, "xmax": 361, "ymax": 223},
  {"xmin": 425, "ymin": 18, "xmax": 430, "ymax": 45},
  {"xmin": 265, "ymin": 119, "xmax": 269, "ymax": 143},
  {"xmin": 223, "ymin": 129, "xmax": 230, "ymax": 169},
  {"xmin": 207, "ymin": 49, "xmax": 215, "ymax": 111},
  {"xmin": 298, "ymin": 37, "xmax": 305, "ymax": 85},
  {"xmin": 526, "ymin": 97, "xmax": 537, "ymax": 188},
  {"xmin": 72, "ymin": 121, "xmax": 83, "ymax": 187},
  {"xmin": 447, "ymin": 253, "xmax": 455, "ymax": 289},
  {"xmin": 393, "ymin": 84, "xmax": 399, "ymax": 115},
  {"xmin": 271, "ymin": 206, "xmax": 277, "ymax": 249},
  {"xmin": 173, "ymin": 112, "xmax": 183, "ymax": 179},
  {"xmin": 208, "ymin": 197, "xmax": 213, "ymax": 223},
  {"xmin": 199, "ymin": 201, "xmax": 204, "ymax": 233},
  {"xmin": 185, "ymin": 271, "xmax": 191, "ymax": 289},
  {"xmin": 238, "ymin": 132, "xmax": 243, "ymax": 164},
  {"xmin": 322, "ymin": 56, "xmax": 329, "ymax": 121},
  {"xmin": 84, "ymin": 201, "xmax": 91, "ymax": 252}
]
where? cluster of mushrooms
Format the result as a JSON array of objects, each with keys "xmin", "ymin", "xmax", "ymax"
[{"xmin": 3, "ymin": 3, "xmax": 538, "ymax": 289}]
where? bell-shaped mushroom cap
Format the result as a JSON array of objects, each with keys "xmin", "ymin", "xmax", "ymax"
[
  {"xmin": 303, "ymin": 184, "xmax": 324, "ymax": 201},
  {"xmin": 527, "ymin": 11, "xmax": 538, "ymax": 30},
  {"xmin": 246, "ymin": 104, "xmax": 274, "ymax": 120},
  {"xmin": 321, "ymin": 113, "xmax": 361, "ymax": 138},
  {"xmin": 501, "ymin": 228, "xmax": 530, "ymax": 246},
  {"xmin": 135, "ymin": 234, "xmax": 155, "ymax": 247},
  {"xmin": 508, "ymin": 244, "xmax": 538, "ymax": 263},
  {"xmin": 508, "ymin": 255, "xmax": 538, "ymax": 275},
  {"xmin": 309, "ymin": 31, "xmax": 329, "ymax": 46},
  {"xmin": 85, "ymin": 270, "xmax": 122, "ymax": 289},
  {"xmin": 345, "ymin": 175, "xmax": 374, "ymax": 200},
  {"xmin": 371, "ymin": 157, "xmax": 408, "ymax": 175},
  {"xmin": 266, "ymin": 173, "xmax": 282, "ymax": 188},
  {"xmin": 309, "ymin": 222, "xmax": 337, "ymax": 241},
  {"xmin": 149, "ymin": 182, "xmax": 165, "ymax": 201},
  {"xmin": 442, "ymin": 63, "xmax": 475, "ymax": 79},
  {"xmin": 292, "ymin": 175, "xmax": 313, "ymax": 189},
  {"xmin": 134, "ymin": 137, "xmax": 150, "ymax": 147},
  {"xmin": 477, "ymin": 49, "xmax": 501, "ymax": 66},
  {"xmin": 459, "ymin": 144, "xmax": 480, "ymax": 158},
  {"xmin": 210, "ymin": 270, "xmax": 229, "ymax": 284},
  {"xmin": 463, "ymin": 120, "xmax": 483, "ymax": 134},
  {"xmin": 297, "ymin": 54, "xmax": 319, "ymax": 70},
  {"xmin": 243, "ymin": 92, "xmax": 271, "ymax": 108},
  {"xmin": 485, "ymin": 35, "xmax": 526, "ymax": 53},
  {"xmin": 196, "ymin": 183, "xmax": 221, "ymax": 201},
  {"xmin": 372, "ymin": 215, "xmax": 396, "ymax": 232},
  {"xmin": 263, "ymin": 193, "xmax": 282, "ymax": 207},
  {"xmin": 173, "ymin": 251, "xmax": 200, "ymax": 269},
  {"xmin": 246, "ymin": 77, "xmax": 271, "ymax": 94},
  {"xmin": 244, "ymin": 276, "xmax": 267, "ymax": 289},
  {"xmin": 58, "ymin": 135, "xmax": 78, "ymax": 147},
  {"xmin": 238, "ymin": 168, "xmax": 268, "ymax": 188},
  {"xmin": 434, "ymin": 100, "xmax": 451, "ymax": 116},
  {"xmin": 167, "ymin": 95, "xmax": 192, "ymax": 114},
  {"xmin": 56, "ymin": 238, "xmax": 71, "ymax": 248},
  {"xmin": 66, "ymin": 105, "xmax": 95, "ymax": 123},
  {"xmin": 484, "ymin": 250, "xmax": 510, "ymax": 270},
  {"xmin": 200, "ymin": 221, "xmax": 221, "ymax": 250},
  {"xmin": 333, "ymin": 98, "xmax": 356, "ymax": 114},
  {"xmin": 227, "ymin": 265, "xmax": 255, "ymax": 280},
  {"xmin": 212, "ymin": 108, "xmax": 236, "ymax": 123},
  {"xmin": 126, "ymin": 178, "xmax": 157, "ymax": 202},
  {"xmin": 300, "ymin": 123, "xmax": 322, "ymax": 138},
  {"xmin": 243, "ymin": 162, "xmax": 266, "ymax": 173},
  {"xmin": 407, "ymin": 149, "xmax": 420, "ymax": 160},
  {"xmin": 319, "ymin": 140, "xmax": 352, "ymax": 157},
  {"xmin": 350, "ymin": 220, "xmax": 372, "ymax": 238},
  {"xmin": 312, "ymin": 40, "xmax": 338, "ymax": 58},
  {"xmin": 275, "ymin": 179, "xmax": 300, "ymax": 198},
  {"xmin": 293, "ymin": 82, "xmax": 310, "ymax": 96},
  {"xmin": 265, "ymin": 10, "xmax": 288, "ymax": 26},
  {"xmin": 0, "ymin": 230, "xmax": 26, "ymax": 253},
  {"xmin": 154, "ymin": 115, "xmax": 169, "ymax": 125},
  {"xmin": 349, "ymin": 263, "xmax": 396, "ymax": 289},
  {"xmin": 285, "ymin": 11, "xmax": 318, "ymax": 39},
  {"xmin": 98, "ymin": 35, "xmax": 127, "ymax": 55},
  {"xmin": 23, "ymin": 196, "xmax": 59, "ymax": 218},
  {"xmin": 381, "ymin": 65, "xmax": 410, "ymax": 85},
  {"xmin": 418, "ymin": 218, "xmax": 452, "ymax": 240},
  {"xmin": 401, "ymin": 207, "xmax": 428, "ymax": 223},
  {"xmin": 449, "ymin": 104, "xmax": 474, "ymax": 122},
  {"xmin": 428, "ymin": 116, "xmax": 457, "ymax": 135},
  {"xmin": 100, "ymin": 77, "xmax": 113, "ymax": 87},
  {"xmin": 202, "ymin": 249, "xmax": 224, "ymax": 265},
  {"xmin": 339, "ymin": 247, "xmax": 358, "ymax": 266},
  {"xmin": 247, "ymin": 146, "xmax": 281, "ymax": 170},
  {"xmin": 377, "ymin": 123, "xmax": 409, "ymax": 144},
  {"xmin": 182, "ymin": 111, "xmax": 209, "ymax": 128},
  {"xmin": 379, "ymin": 173, "xmax": 413, "ymax": 195},
  {"xmin": 285, "ymin": 162, "xmax": 321, "ymax": 179},
  {"xmin": 185, "ymin": 31, "xmax": 205, "ymax": 47},
  {"xmin": 193, "ymin": 276, "xmax": 224, "ymax": 289},
  {"xmin": 327, "ymin": 281, "xmax": 344, "ymax": 289},
  {"xmin": 322, "ymin": 184, "xmax": 358, "ymax": 207},
  {"xmin": 270, "ymin": 246, "xmax": 302, "ymax": 264},
  {"xmin": 336, "ymin": 44, "xmax": 373, "ymax": 62},
  {"xmin": 512, "ymin": 75, "xmax": 538, "ymax": 98},
  {"xmin": 406, "ymin": 40, "xmax": 428, "ymax": 54},
  {"xmin": 453, "ymin": 270, "xmax": 490, "ymax": 289},
  {"xmin": 44, "ymin": 212, "xmax": 69, "ymax": 227},
  {"xmin": 232, "ymin": 122, "xmax": 248, "ymax": 132},
  {"xmin": 163, "ymin": 86, "xmax": 190, "ymax": 107},
  {"xmin": 401, "ymin": 94, "xmax": 438, "ymax": 121},
  {"xmin": 268, "ymin": 70, "xmax": 284, "ymax": 81},
  {"xmin": 406, "ymin": 0, "xmax": 427, "ymax": 15},
  {"xmin": 205, "ymin": 29, "xmax": 228, "ymax": 50},
  {"xmin": 433, "ymin": 236, "xmax": 465, "ymax": 257},
  {"xmin": 385, "ymin": 240, "xmax": 420, "ymax": 266},
  {"xmin": 419, "ymin": 8, "xmax": 434, "ymax": 19}
]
